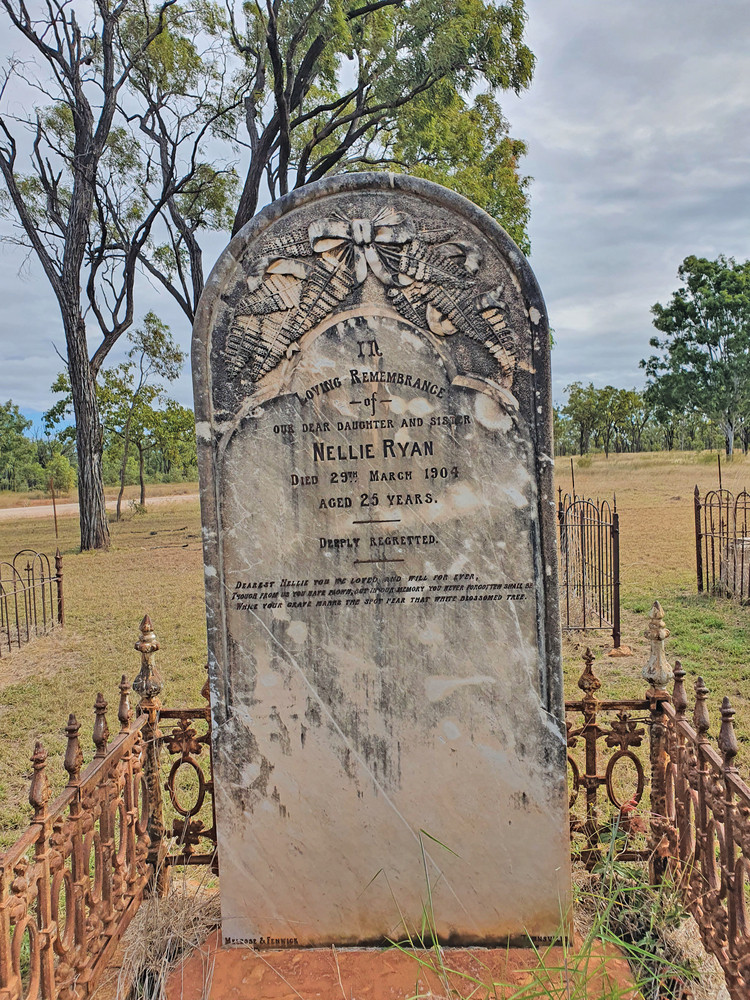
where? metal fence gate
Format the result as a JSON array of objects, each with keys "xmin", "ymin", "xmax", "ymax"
[
  {"xmin": 0, "ymin": 549, "xmax": 64, "ymax": 655},
  {"xmin": 557, "ymin": 490, "xmax": 621, "ymax": 648},
  {"xmin": 694, "ymin": 486, "xmax": 750, "ymax": 602}
]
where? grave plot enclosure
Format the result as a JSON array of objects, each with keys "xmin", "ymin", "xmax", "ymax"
[{"xmin": 193, "ymin": 174, "xmax": 569, "ymax": 947}]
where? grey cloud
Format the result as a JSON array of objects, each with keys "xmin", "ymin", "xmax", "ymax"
[{"xmin": 1, "ymin": 0, "xmax": 749, "ymax": 412}]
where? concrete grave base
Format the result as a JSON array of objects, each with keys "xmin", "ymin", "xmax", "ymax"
[{"xmin": 166, "ymin": 933, "xmax": 638, "ymax": 1000}]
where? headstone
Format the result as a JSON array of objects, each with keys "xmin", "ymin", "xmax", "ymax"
[{"xmin": 193, "ymin": 174, "xmax": 570, "ymax": 948}]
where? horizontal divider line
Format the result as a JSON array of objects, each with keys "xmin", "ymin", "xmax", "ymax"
[{"xmin": 353, "ymin": 558, "xmax": 405, "ymax": 564}]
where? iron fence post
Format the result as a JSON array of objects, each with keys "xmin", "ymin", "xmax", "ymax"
[
  {"xmin": 55, "ymin": 547, "xmax": 64, "ymax": 625},
  {"xmin": 718, "ymin": 697, "xmax": 739, "ymax": 964},
  {"xmin": 577, "ymin": 649, "xmax": 602, "ymax": 869},
  {"xmin": 612, "ymin": 506, "xmax": 621, "ymax": 649},
  {"xmin": 133, "ymin": 615, "xmax": 166, "ymax": 895},
  {"xmin": 694, "ymin": 486, "xmax": 704, "ymax": 593},
  {"xmin": 648, "ymin": 694, "xmax": 669, "ymax": 882},
  {"xmin": 642, "ymin": 601, "xmax": 673, "ymax": 881}
]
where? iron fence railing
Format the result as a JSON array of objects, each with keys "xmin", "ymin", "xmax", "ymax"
[
  {"xmin": 0, "ymin": 550, "xmax": 64, "ymax": 656},
  {"xmin": 557, "ymin": 491, "xmax": 621, "ymax": 648},
  {"xmin": 0, "ymin": 616, "xmax": 216, "ymax": 999},
  {"xmin": 694, "ymin": 486, "xmax": 750, "ymax": 602},
  {"xmin": 4, "ymin": 604, "xmax": 750, "ymax": 998},
  {"xmin": 565, "ymin": 601, "xmax": 750, "ymax": 1000}
]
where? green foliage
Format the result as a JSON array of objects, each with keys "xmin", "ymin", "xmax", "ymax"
[
  {"xmin": 45, "ymin": 314, "xmax": 196, "ymax": 491},
  {"xmin": 0, "ymin": 400, "xmax": 34, "ymax": 487},
  {"xmin": 0, "ymin": 400, "xmax": 77, "ymax": 491},
  {"xmin": 391, "ymin": 89, "xmax": 531, "ymax": 252},
  {"xmin": 642, "ymin": 255, "xmax": 750, "ymax": 457},
  {"xmin": 44, "ymin": 452, "xmax": 76, "ymax": 494},
  {"xmin": 220, "ymin": 0, "xmax": 535, "ymax": 243},
  {"xmin": 560, "ymin": 382, "xmax": 603, "ymax": 456},
  {"xmin": 554, "ymin": 382, "xmax": 728, "ymax": 457}
]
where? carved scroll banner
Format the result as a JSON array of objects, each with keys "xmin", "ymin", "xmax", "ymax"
[{"xmin": 193, "ymin": 174, "xmax": 570, "ymax": 947}]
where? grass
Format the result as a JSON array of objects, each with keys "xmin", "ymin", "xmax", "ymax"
[
  {"xmin": 116, "ymin": 871, "xmax": 221, "ymax": 1000},
  {"xmin": 560, "ymin": 449, "xmax": 750, "ymax": 744},
  {"xmin": 0, "ymin": 481, "xmax": 198, "ymax": 509},
  {"xmin": 2, "ymin": 450, "xmax": 749, "ymax": 838},
  {"xmin": 382, "ymin": 827, "xmax": 703, "ymax": 999},
  {"xmin": 1, "ymin": 451, "xmax": 743, "ymax": 996},
  {"xmin": 0, "ymin": 497, "xmax": 206, "ymax": 847}
]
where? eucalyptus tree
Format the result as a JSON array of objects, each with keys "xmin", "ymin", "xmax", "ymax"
[
  {"xmin": 0, "ymin": 0, "xmax": 233, "ymax": 548},
  {"xmin": 642, "ymin": 255, "xmax": 750, "ymax": 457},
  {"xmin": 138, "ymin": 0, "xmax": 536, "ymax": 323},
  {"xmin": 46, "ymin": 314, "xmax": 185, "ymax": 516}
]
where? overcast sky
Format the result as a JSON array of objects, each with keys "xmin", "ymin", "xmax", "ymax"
[{"xmin": 1, "ymin": 0, "xmax": 749, "ymax": 424}]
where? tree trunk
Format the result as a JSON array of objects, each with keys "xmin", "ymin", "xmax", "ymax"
[
  {"xmin": 66, "ymin": 314, "xmax": 110, "ymax": 550},
  {"xmin": 137, "ymin": 443, "xmax": 146, "ymax": 507},
  {"xmin": 116, "ymin": 419, "xmax": 132, "ymax": 522}
]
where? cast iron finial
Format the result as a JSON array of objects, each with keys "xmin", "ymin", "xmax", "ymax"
[{"xmin": 643, "ymin": 600, "xmax": 673, "ymax": 694}]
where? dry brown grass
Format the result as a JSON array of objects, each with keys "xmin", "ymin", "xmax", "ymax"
[
  {"xmin": 117, "ymin": 874, "xmax": 221, "ymax": 1000},
  {"xmin": 0, "ymin": 481, "xmax": 199, "ymax": 509},
  {"xmin": 0, "ymin": 499, "xmax": 206, "ymax": 845},
  {"xmin": 1, "ymin": 450, "xmax": 749, "ymax": 842}
]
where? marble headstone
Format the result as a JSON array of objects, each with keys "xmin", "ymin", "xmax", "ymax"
[{"xmin": 193, "ymin": 174, "xmax": 570, "ymax": 947}]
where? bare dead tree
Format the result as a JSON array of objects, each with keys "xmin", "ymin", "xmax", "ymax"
[{"xmin": 0, "ymin": 0, "xmax": 186, "ymax": 549}]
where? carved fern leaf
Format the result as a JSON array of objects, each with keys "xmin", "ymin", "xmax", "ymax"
[{"xmin": 249, "ymin": 251, "xmax": 356, "ymax": 381}]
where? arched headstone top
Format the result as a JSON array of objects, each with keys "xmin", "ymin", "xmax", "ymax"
[{"xmin": 194, "ymin": 172, "xmax": 550, "ymax": 432}]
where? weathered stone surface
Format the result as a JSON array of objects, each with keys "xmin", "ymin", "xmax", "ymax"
[{"xmin": 193, "ymin": 173, "xmax": 569, "ymax": 947}]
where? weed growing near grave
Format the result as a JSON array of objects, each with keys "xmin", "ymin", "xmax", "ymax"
[
  {"xmin": 117, "ymin": 868, "xmax": 220, "ymax": 1000},
  {"xmin": 386, "ymin": 829, "xmax": 703, "ymax": 999}
]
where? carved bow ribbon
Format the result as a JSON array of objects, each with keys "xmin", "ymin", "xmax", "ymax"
[{"xmin": 308, "ymin": 210, "xmax": 416, "ymax": 286}]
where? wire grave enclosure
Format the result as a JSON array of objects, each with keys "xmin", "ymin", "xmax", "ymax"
[
  {"xmin": 0, "ymin": 550, "xmax": 64, "ymax": 656},
  {"xmin": 694, "ymin": 486, "xmax": 750, "ymax": 602},
  {"xmin": 557, "ymin": 490, "xmax": 621, "ymax": 648}
]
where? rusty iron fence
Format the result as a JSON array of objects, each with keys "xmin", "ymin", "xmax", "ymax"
[
  {"xmin": 566, "ymin": 601, "xmax": 750, "ymax": 1000},
  {"xmin": 694, "ymin": 486, "xmax": 750, "ymax": 602},
  {"xmin": 0, "ymin": 616, "xmax": 216, "ymax": 999},
  {"xmin": 0, "ymin": 550, "xmax": 64, "ymax": 656},
  {"xmin": 557, "ymin": 490, "xmax": 621, "ymax": 648},
  {"xmin": 4, "ymin": 603, "xmax": 750, "ymax": 997}
]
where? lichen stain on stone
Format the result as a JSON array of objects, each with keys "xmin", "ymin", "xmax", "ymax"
[
  {"xmin": 305, "ymin": 698, "xmax": 322, "ymax": 727},
  {"xmin": 271, "ymin": 785, "xmax": 288, "ymax": 819},
  {"xmin": 269, "ymin": 706, "xmax": 292, "ymax": 755},
  {"xmin": 230, "ymin": 729, "xmax": 275, "ymax": 813}
]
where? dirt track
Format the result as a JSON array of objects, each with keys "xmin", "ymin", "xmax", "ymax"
[{"xmin": 0, "ymin": 493, "xmax": 199, "ymax": 521}]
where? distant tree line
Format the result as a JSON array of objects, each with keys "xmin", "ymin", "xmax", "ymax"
[
  {"xmin": 0, "ymin": 400, "xmax": 77, "ymax": 493},
  {"xmin": 1, "ymin": 394, "xmax": 197, "ymax": 497},
  {"xmin": 557, "ymin": 254, "xmax": 750, "ymax": 458},
  {"xmin": 2, "ymin": 317, "xmax": 197, "ymax": 498},
  {"xmin": 555, "ymin": 383, "xmax": 729, "ymax": 457}
]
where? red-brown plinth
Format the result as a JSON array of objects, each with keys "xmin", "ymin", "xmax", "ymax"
[{"xmin": 166, "ymin": 932, "xmax": 637, "ymax": 999}]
